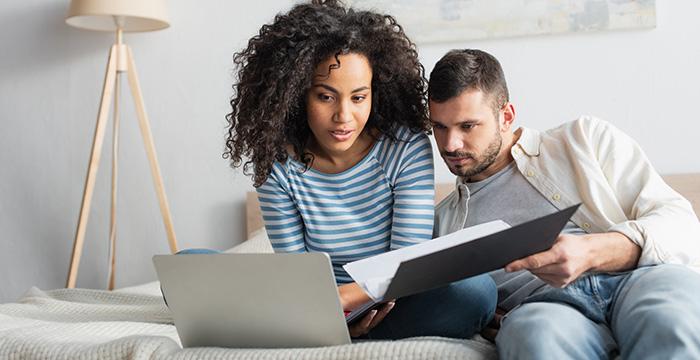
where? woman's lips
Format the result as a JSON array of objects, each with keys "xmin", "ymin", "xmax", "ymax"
[{"xmin": 329, "ymin": 129, "xmax": 353, "ymax": 141}]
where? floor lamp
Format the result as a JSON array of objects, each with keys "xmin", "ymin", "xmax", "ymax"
[{"xmin": 65, "ymin": 0, "xmax": 179, "ymax": 289}]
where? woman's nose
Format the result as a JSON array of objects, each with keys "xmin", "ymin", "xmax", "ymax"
[{"xmin": 333, "ymin": 101, "xmax": 352, "ymax": 123}]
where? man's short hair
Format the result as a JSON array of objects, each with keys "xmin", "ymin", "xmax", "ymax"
[{"xmin": 428, "ymin": 49, "xmax": 509, "ymax": 113}]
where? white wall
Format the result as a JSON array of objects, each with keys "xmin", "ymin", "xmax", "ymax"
[
  {"xmin": 420, "ymin": 0, "xmax": 700, "ymax": 183},
  {"xmin": 0, "ymin": 0, "xmax": 698, "ymax": 303}
]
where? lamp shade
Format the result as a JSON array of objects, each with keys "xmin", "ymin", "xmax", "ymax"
[{"xmin": 66, "ymin": 0, "xmax": 170, "ymax": 32}]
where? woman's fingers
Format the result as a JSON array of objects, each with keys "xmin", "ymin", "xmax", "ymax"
[
  {"xmin": 348, "ymin": 301, "xmax": 396, "ymax": 337},
  {"xmin": 349, "ymin": 310, "xmax": 378, "ymax": 337},
  {"xmin": 368, "ymin": 301, "xmax": 394, "ymax": 328}
]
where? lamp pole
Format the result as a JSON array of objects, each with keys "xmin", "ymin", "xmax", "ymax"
[
  {"xmin": 107, "ymin": 24, "xmax": 124, "ymax": 290},
  {"xmin": 66, "ymin": 22, "xmax": 179, "ymax": 289}
]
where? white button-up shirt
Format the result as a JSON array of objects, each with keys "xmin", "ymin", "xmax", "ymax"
[{"xmin": 435, "ymin": 116, "xmax": 700, "ymax": 267}]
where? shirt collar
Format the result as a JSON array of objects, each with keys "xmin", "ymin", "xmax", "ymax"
[{"xmin": 513, "ymin": 127, "xmax": 541, "ymax": 157}]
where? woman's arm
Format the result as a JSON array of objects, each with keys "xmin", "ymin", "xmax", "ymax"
[
  {"xmin": 256, "ymin": 164, "xmax": 306, "ymax": 253},
  {"xmin": 390, "ymin": 133, "xmax": 436, "ymax": 250}
]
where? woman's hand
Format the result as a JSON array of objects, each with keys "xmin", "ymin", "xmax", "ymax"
[
  {"xmin": 348, "ymin": 301, "xmax": 395, "ymax": 337},
  {"xmin": 338, "ymin": 283, "xmax": 395, "ymax": 337},
  {"xmin": 337, "ymin": 282, "xmax": 372, "ymax": 310}
]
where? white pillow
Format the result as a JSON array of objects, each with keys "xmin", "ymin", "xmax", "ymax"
[
  {"xmin": 116, "ymin": 229, "xmax": 274, "ymax": 295},
  {"xmin": 223, "ymin": 228, "xmax": 274, "ymax": 254}
]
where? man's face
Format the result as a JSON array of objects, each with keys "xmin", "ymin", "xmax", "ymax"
[{"xmin": 429, "ymin": 89, "xmax": 504, "ymax": 179}]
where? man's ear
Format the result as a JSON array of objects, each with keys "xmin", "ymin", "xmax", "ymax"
[{"xmin": 500, "ymin": 102, "xmax": 516, "ymax": 132}]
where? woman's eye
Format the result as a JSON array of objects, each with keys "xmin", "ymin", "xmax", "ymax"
[
  {"xmin": 352, "ymin": 95, "xmax": 367, "ymax": 102},
  {"xmin": 318, "ymin": 94, "xmax": 334, "ymax": 102}
]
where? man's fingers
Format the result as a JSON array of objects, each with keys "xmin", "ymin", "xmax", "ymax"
[
  {"xmin": 493, "ymin": 311, "xmax": 504, "ymax": 328},
  {"xmin": 506, "ymin": 250, "xmax": 559, "ymax": 272},
  {"xmin": 531, "ymin": 272, "xmax": 572, "ymax": 288},
  {"xmin": 480, "ymin": 327, "xmax": 498, "ymax": 343},
  {"xmin": 528, "ymin": 263, "xmax": 566, "ymax": 276},
  {"xmin": 481, "ymin": 307, "xmax": 508, "ymax": 342}
]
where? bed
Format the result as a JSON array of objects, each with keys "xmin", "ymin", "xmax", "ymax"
[{"xmin": 1, "ymin": 175, "xmax": 698, "ymax": 360}]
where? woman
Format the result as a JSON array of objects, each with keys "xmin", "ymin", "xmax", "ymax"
[{"xmin": 224, "ymin": 0, "xmax": 496, "ymax": 339}]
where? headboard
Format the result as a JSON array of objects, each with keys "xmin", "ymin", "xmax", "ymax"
[{"xmin": 246, "ymin": 173, "xmax": 700, "ymax": 238}]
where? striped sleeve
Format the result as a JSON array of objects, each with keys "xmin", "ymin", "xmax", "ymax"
[
  {"xmin": 390, "ymin": 132, "xmax": 435, "ymax": 250},
  {"xmin": 256, "ymin": 164, "xmax": 306, "ymax": 253}
]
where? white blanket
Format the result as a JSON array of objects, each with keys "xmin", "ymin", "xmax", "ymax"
[{"xmin": 0, "ymin": 287, "xmax": 496, "ymax": 360}]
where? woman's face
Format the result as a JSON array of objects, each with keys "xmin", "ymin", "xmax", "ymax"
[{"xmin": 306, "ymin": 53, "xmax": 373, "ymax": 159}]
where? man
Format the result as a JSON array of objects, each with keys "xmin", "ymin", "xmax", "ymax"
[{"xmin": 428, "ymin": 49, "xmax": 700, "ymax": 359}]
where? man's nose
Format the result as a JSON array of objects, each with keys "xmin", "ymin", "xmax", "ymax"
[{"xmin": 443, "ymin": 129, "xmax": 463, "ymax": 153}]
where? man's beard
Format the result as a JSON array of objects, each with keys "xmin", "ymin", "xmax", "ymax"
[{"xmin": 443, "ymin": 133, "xmax": 502, "ymax": 179}]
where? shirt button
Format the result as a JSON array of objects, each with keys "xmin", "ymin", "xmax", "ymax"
[
  {"xmin": 583, "ymin": 223, "xmax": 591, "ymax": 229},
  {"xmin": 514, "ymin": 148, "xmax": 523, "ymax": 155},
  {"xmin": 527, "ymin": 170, "xmax": 534, "ymax": 177},
  {"xmin": 552, "ymin": 194, "xmax": 561, "ymax": 201}
]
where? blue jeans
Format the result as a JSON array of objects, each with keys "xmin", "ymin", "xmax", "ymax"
[
  {"xmin": 176, "ymin": 248, "xmax": 220, "ymax": 255},
  {"xmin": 366, "ymin": 274, "xmax": 497, "ymax": 340},
  {"xmin": 175, "ymin": 249, "xmax": 497, "ymax": 340},
  {"xmin": 496, "ymin": 264, "xmax": 700, "ymax": 360}
]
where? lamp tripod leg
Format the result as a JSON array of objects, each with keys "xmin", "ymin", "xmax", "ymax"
[
  {"xmin": 125, "ymin": 47, "xmax": 179, "ymax": 254},
  {"xmin": 107, "ymin": 72, "xmax": 120, "ymax": 291},
  {"xmin": 67, "ymin": 45, "xmax": 119, "ymax": 289}
]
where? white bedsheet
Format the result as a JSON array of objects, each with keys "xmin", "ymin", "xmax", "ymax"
[{"xmin": 0, "ymin": 286, "xmax": 496, "ymax": 360}]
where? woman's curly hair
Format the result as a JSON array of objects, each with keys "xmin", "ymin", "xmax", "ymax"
[{"xmin": 224, "ymin": 0, "xmax": 429, "ymax": 187}]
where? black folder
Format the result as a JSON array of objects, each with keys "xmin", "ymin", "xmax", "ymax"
[{"xmin": 381, "ymin": 204, "xmax": 581, "ymax": 300}]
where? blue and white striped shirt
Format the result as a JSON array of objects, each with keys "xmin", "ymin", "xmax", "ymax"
[{"xmin": 257, "ymin": 128, "xmax": 435, "ymax": 283}]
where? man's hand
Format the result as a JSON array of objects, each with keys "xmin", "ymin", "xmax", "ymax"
[
  {"xmin": 505, "ymin": 233, "xmax": 592, "ymax": 287},
  {"xmin": 480, "ymin": 307, "xmax": 506, "ymax": 342},
  {"xmin": 505, "ymin": 232, "xmax": 641, "ymax": 288}
]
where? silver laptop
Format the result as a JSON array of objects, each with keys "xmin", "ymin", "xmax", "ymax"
[{"xmin": 153, "ymin": 253, "xmax": 351, "ymax": 348}]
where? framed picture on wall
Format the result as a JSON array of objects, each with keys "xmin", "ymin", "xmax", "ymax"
[{"xmin": 348, "ymin": 0, "xmax": 656, "ymax": 44}]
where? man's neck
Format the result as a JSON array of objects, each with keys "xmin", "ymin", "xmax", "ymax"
[{"xmin": 465, "ymin": 131, "xmax": 519, "ymax": 182}]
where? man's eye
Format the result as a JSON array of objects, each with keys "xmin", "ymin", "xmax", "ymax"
[
  {"xmin": 461, "ymin": 124, "xmax": 475, "ymax": 130},
  {"xmin": 431, "ymin": 123, "xmax": 446, "ymax": 130}
]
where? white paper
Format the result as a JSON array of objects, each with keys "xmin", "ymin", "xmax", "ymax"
[
  {"xmin": 359, "ymin": 277, "xmax": 393, "ymax": 301},
  {"xmin": 343, "ymin": 220, "xmax": 510, "ymax": 301}
]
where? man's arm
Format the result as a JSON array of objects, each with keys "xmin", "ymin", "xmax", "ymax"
[
  {"xmin": 507, "ymin": 117, "xmax": 699, "ymax": 287},
  {"xmin": 584, "ymin": 117, "xmax": 700, "ymax": 266},
  {"xmin": 505, "ymin": 231, "xmax": 641, "ymax": 288}
]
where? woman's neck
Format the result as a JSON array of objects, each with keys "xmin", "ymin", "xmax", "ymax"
[{"xmin": 306, "ymin": 130, "xmax": 375, "ymax": 174}]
